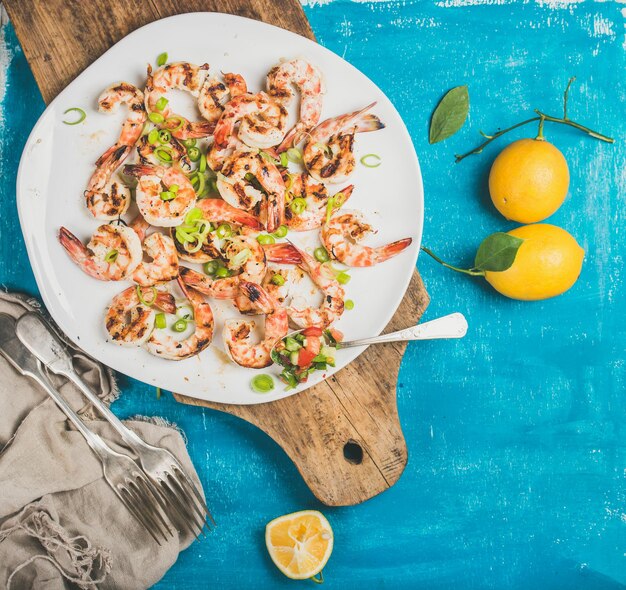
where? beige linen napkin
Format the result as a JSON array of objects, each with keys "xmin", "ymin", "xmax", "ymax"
[{"xmin": 0, "ymin": 291, "xmax": 201, "ymax": 589}]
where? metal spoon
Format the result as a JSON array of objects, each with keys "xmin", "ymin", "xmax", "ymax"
[{"xmin": 272, "ymin": 312, "xmax": 468, "ymax": 355}]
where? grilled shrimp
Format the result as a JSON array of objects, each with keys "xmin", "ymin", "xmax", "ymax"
[
  {"xmin": 58, "ymin": 224, "xmax": 142, "ymax": 281},
  {"xmin": 124, "ymin": 164, "xmax": 196, "ymax": 227},
  {"xmin": 105, "ymin": 285, "xmax": 175, "ymax": 347},
  {"xmin": 179, "ymin": 235, "xmax": 267, "ymax": 300},
  {"xmin": 284, "ymin": 172, "xmax": 354, "ymax": 231},
  {"xmin": 223, "ymin": 282, "xmax": 289, "ymax": 369},
  {"xmin": 287, "ymin": 244, "xmax": 345, "ymax": 329},
  {"xmin": 198, "ymin": 72, "xmax": 248, "ymax": 123},
  {"xmin": 129, "ymin": 218, "xmax": 179, "ymax": 286},
  {"xmin": 235, "ymin": 263, "xmax": 296, "ymax": 314},
  {"xmin": 137, "ymin": 134, "xmax": 191, "ymax": 170},
  {"xmin": 217, "ymin": 150, "xmax": 285, "ymax": 232},
  {"xmin": 145, "ymin": 279, "xmax": 214, "ymax": 360},
  {"xmin": 303, "ymin": 102, "xmax": 385, "ymax": 184},
  {"xmin": 145, "ymin": 62, "xmax": 214, "ymax": 140},
  {"xmin": 321, "ymin": 210, "xmax": 413, "ymax": 267},
  {"xmin": 209, "ymin": 92, "xmax": 287, "ymax": 166},
  {"xmin": 267, "ymin": 59, "xmax": 324, "ymax": 152},
  {"xmin": 85, "ymin": 83, "xmax": 146, "ymax": 219}
]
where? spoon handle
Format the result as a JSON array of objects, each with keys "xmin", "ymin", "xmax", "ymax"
[{"xmin": 340, "ymin": 312, "xmax": 468, "ymax": 348}]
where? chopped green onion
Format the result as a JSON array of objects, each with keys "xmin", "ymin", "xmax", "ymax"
[
  {"xmin": 280, "ymin": 152, "xmax": 289, "ymax": 167},
  {"xmin": 62, "ymin": 107, "xmax": 86, "ymax": 125},
  {"xmin": 170, "ymin": 183, "xmax": 179, "ymax": 194},
  {"xmin": 286, "ymin": 148, "xmax": 303, "ymax": 163},
  {"xmin": 336, "ymin": 271, "xmax": 351, "ymax": 285},
  {"xmin": 260, "ymin": 150, "xmax": 278, "ymax": 165},
  {"xmin": 284, "ymin": 337, "xmax": 301, "ymax": 352},
  {"xmin": 136, "ymin": 286, "xmax": 157, "ymax": 306},
  {"xmin": 158, "ymin": 129, "xmax": 171, "ymax": 143},
  {"xmin": 257, "ymin": 234, "xmax": 275, "ymax": 245},
  {"xmin": 182, "ymin": 138, "xmax": 196, "ymax": 148},
  {"xmin": 156, "ymin": 52, "xmax": 168, "ymax": 66},
  {"xmin": 345, "ymin": 299, "xmax": 355, "ymax": 310},
  {"xmin": 147, "ymin": 129, "xmax": 159, "ymax": 144},
  {"xmin": 250, "ymin": 374, "xmax": 275, "ymax": 393},
  {"xmin": 230, "ymin": 248, "xmax": 251, "ymax": 268},
  {"xmin": 204, "ymin": 260, "xmax": 219, "ymax": 275},
  {"xmin": 187, "ymin": 146, "xmax": 201, "ymax": 162},
  {"xmin": 185, "ymin": 239, "xmax": 204, "ymax": 253},
  {"xmin": 215, "ymin": 266, "xmax": 230, "ymax": 278},
  {"xmin": 154, "ymin": 146, "xmax": 173, "ymax": 163},
  {"xmin": 185, "ymin": 207, "xmax": 203, "ymax": 224},
  {"xmin": 155, "ymin": 313, "xmax": 167, "ymax": 329},
  {"xmin": 165, "ymin": 116, "xmax": 185, "ymax": 131},
  {"xmin": 148, "ymin": 112, "xmax": 165, "ymax": 124},
  {"xmin": 175, "ymin": 228, "xmax": 195, "ymax": 243},
  {"xmin": 314, "ymin": 247, "xmax": 330, "ymax": 263},
  {"xmin": 360, "ymin": 153, "xmax": 382, "ymax": 168},
  {"xmin": 271, "ymin": 273, "xmax": 286, "ymax": 286},
  {"xmin": 216, "ymin": 223, "xmax": 232, "ymax": 239},
  {"xmin": 272, "ymin": 225, "xmax": 288, "ymax": 239},
  {"xmin": 290, "ymin": 197, "xmax": 307, "ymax": 215},
  {"xmin": 104, "ymin": 249, "xmax": 118, "ymax": 263},
  {"xmin": 325, "ymin": 196, "xmax": 335, "ymax": 225},
  {"xmin": 160, "ymin": 191, "xmax": 175, "ymax": 201},
  {"xmin": 155, "ymin": 97, "xmax": 169, "ymax": 112},
  {"xmin": 176, "ymin": 305, "xmax": 194, "ymax": 320},
  {"xmin": 190, "ymin": 171, "xmax": 205, "ymax": 195},
  {"xmin": 199, "ymin": 153, "xmax": 207, "ymax": 173},
  {"xmin": 172, "ymin": 318, "xmax": 187, "ymax": 332}
]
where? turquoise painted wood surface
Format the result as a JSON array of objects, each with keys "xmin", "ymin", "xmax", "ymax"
[{"xmin": 1, "ymin": 1, "xmax": 625, "ymax": 587}]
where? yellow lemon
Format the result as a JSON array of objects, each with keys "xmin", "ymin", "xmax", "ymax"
[
  {"xmin": 485, "ymin": 224, "xmax": 584, "ymax": 300},
  {"xmin": 265, "ymin": 510, "xmax": 333, "ymax": 580},
  {"xmin": 489, "ymin": 138, "xmax": 570, "ymax": 223}
]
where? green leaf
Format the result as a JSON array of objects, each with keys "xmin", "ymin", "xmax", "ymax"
[
  {"xmin": 474, "ymin": 232, "xmax": 524, "ymax": 272},
  {"xmin": 429, "ymin": 86, "xmax": 470, "ymax": 144}
]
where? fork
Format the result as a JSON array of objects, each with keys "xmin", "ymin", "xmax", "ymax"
[
  {"xmin": 16, "ymin": 311, "xmax": 214, "ymax": 537},
  {"xmin": 0, "ymin": 314, "xmax": 171, "ymax": 545}
]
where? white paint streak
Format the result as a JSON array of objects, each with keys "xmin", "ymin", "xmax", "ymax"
[{"xmin": 0, "ymin": 7, "xmax": 10, "ymax": 125}]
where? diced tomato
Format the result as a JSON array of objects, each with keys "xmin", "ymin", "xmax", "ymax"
[
  {"xmin": 297, "ymin": 347, "xmax": 317, "ymax": 368},
  {"xmin": 329, "ymin": 328, "xmax": 344, "ymax": 343},
  {"xmin": 302, "ymin": 326, "xmax": 323, "ymax": 337}
]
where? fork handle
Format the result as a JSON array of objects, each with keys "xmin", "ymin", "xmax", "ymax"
[
  {"xmin": 61, "ymin": 368, "xmax": 145, "ymax": 448},
  {"xmin": 29, "ymin": 363, "xmax": 111, "ymax": 458}
]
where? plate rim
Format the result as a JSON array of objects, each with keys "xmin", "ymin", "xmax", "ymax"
[{"xmin": 16, "ymin": 11, "xmax": 424, "ymax": 405}]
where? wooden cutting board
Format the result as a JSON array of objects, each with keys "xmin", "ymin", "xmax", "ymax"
[{"xmin": 5, "ymin": 0, "xmax": 429, "ymax": 506}]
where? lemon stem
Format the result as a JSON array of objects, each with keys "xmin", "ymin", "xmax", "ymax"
[
  {"xmin": 536, "ymin": 115, "xmax": 546, "ymax": 140},
  {"xmin": 310, "ymin": 571, "xmax": 324, "ymax": 584},
  {"xmin": 455, "ymin": 77, "xmax": 614, "ymax": 163},
  {"xmin": 420, "ymin": 246, "xmax": 485, "ymax": 277}
]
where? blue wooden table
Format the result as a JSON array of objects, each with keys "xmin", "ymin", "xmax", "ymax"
[{"xmin": 1, "ymin": 1, "xmax": 625, "ymax": 587}]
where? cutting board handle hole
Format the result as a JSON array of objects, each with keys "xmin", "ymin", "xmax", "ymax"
[{"xmin": 343, "ymin": 440, "xmax": 364, "ymax": 465}]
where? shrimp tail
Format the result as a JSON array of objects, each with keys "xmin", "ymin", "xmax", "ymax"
[
  {"xmin": 374, "ymin": 237, "xmax": 413, "ymax": 264},
  {"xmin": 177, "ymin": 119, "xmax": 216, "ymax": 139},
  {"xmin": 179, "ymin": 267, "xmax": 209, "ymax": 292},
  {"xmin": 336, "ymin": 184, "xmax": 354, "ymax": 204},
  {"xmin": 239, "ymin": 281, "xmax": 274, "ymax": 314},
  {"xmin": 123, "ymin": 164, "xmax": 156, "ymax": 178},
  {"xmin": 96, "ymin": 143, "xmax": 131, "ymax": 167},
  {"xmin": 263, "ymin": 243, "xmax": 303, "ymax": 264},
  {"xmin": 58, "ymin": 227, "xmax": 87, "ymax": 261},
  {"xmin": 154, "ymin": 292, "xmax": 176, "ymax": 314},
  {"xmin": 355, "ymin": 114, "xmax": 385, "ymax": 133}
]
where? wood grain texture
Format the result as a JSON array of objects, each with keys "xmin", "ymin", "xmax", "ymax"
[{"xmin": 5, "ymin": 0, "xmax": 428, "ymax": 506}]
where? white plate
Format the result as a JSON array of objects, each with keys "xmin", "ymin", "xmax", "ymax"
[{"xmin": 16, "ymin": 12, "xmax": 423, "ymax": 405}]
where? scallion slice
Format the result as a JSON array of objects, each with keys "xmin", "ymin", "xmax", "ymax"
[
  {"xmin": 256, "ymin": 234, "xmax": 275, "ymax": 245},
  {"xmin": 272, "ymin": 225, "xmax": 288, "ymax": 239},
  {"xmin": 286, "ymin": 147, "xmax": 303, "ymax": 164},
  {"xmin": 230, "ymin": 248, "xmax": 251, "ymax": 268},
  {"xmin": 165, "ymin": 116, "xmax": 185, "ymax": 131},
  {"xmin": 154, "ymin": 146, "xmax": 173, "ymax": 163},
  {"xmin": 250, "ymin": 374, "xmax": 275, "ymax": 393},
  {"xmin": 199, "ymin": 153, "xmax": 207, "ymax": 173},
  {"xmin": 271, "ymin": 273, "xmax": 285, "ymax": 286},
  {"xmin": 345, "ymin": 299, "xmax": 355, "ymax": 310},
  {"xmin": 290, "ymin": 197, "xmax": 307, "ymax": 215},
  {"xmin": 136, "ymin": 286, "xmax": 157, "ymax": 306},
  {"xmin": 148, "ymin": 112, "xmax": 165, "ymax": 124},
  {"xmin": 155, "ymin": 97, "xmax": 169, "ymax": 112},
  {"xmin": 185, "ymin": 207, "xmax": 203, "ymax": 225},
  {"xmin": 147, "ymin": 129, "xmax": 159, "ymax": 144},
  {"xmin": 280, "ymin": 152, "xmax": 289, "ymax": 168},
  {"xmin": 360, "ymin": 153, "xmax": 382, "ymax": 168},
  {"xmin": 62, "ymin": 107, "xmax": 86, "ymax": 125},
  {"xmin": 155, "ymin": 312, "xmax": 167, "ymax": 329},
  {"xmin": 104, "ymin": 249, "xmax": 118, "ymax": 263},
  {"xmin": 156, "ymin": 52, "xmax": 168, "ymax": 66},
  {"xmin": 314, "ymin": 247, "xmax": 330, "ymax": 263},
  {"xmin": 160, "ymin": 191, "xmax": 175, "ymax": 201},
  {"xmin": 336, "ymin": 271, "xmax": 351, "ymax": 285}
]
